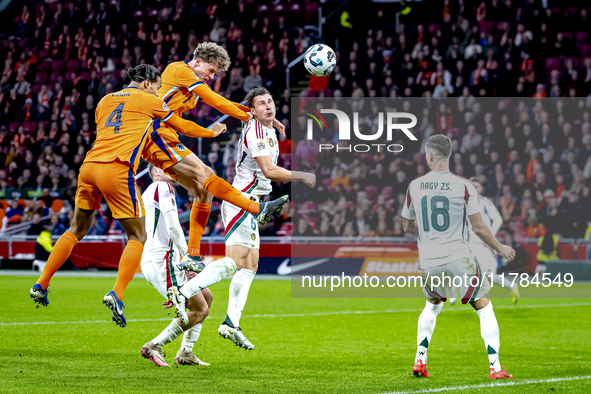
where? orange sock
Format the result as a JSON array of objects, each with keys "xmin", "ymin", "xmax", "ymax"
[
  {"xmin": 188, "ymin": 202, "xmax": 211, "ymax": 256},
  {"xmin": 203, "ymin": 174, "xmax": 260, "ymax": 214},
  {"xmin": 36, "ymin": 231, "xmax": 78, "ymax": 289},
  {"xmin": 112, "ymin": 240, "xmax": 144, "ymax": 300}
]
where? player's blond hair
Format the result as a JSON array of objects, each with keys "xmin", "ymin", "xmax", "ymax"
[{"xmin": 193, "ymin": 42, "xmax": 231, "ymax": 71}]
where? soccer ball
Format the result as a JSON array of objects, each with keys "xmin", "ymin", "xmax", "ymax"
[{"xmin": 303, "ymin": 44, "xmax": 337, "ymax": 76}]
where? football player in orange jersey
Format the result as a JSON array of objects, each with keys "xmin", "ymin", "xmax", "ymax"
[
  {"xmin": 30, "ymin": 65, "xmax": 287, "ymax": 327},
  {"xmin": 142, "ymin": 42, "xmax": 288, "ymax": 271}
]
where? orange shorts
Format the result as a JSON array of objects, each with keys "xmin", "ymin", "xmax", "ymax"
[
  {"xmin": 75, "ymin": 161, "xmax": 145, "ymax": 219},
  {"xmin": 142, "ymin": 123, "xmax": 193, "ymax": 181}
]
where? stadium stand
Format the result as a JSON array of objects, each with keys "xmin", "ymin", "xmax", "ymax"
[{"xmin": 0, "ymin": 0, "xmax": 589, "ymax": 246}]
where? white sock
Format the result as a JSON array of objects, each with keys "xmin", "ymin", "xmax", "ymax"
[
  {"xmin": 153, "ymin": 319, "xmax": 183, "ymax": 348},
  {"xmin": 476, "ymin": 301, "xmax": 501, "ymax": 372},
  {"xmin": 180, "ymin": 323, "xmax": 202, "ymax": 352},
  {"xmin": 225, "ymin": 269, "xmax": 256, "ymax": 328},
  {"xmin": 415, "ymin": 300, "xmax": 443, "ymax": 364},
  {"xmin": 492, "ymin": 274, "xmax": 514, "ymax": 290},
  {"xmin": 180, "ymin": 257, "xmax": 237, "ymax": 299}
]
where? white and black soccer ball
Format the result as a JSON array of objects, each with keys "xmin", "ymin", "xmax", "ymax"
[{"xmin": 303, "ymin": 44, "xmax": 337, "ymax": 76}]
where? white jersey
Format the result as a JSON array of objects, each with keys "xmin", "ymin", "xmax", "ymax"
[
  {"xmin": 141, "ymin": 182, "xmax": 180, "ymax": 265},
  {"xmin": 402, "ymin": 171, "xmax": 480, "ymax": 268},
  {"xmin": 469, "ymin": 196, "xmax": 502, "ymax": 247},
  {"xmin": 233, "ymin": 118, "xmax": 279, "ymax": 196}
]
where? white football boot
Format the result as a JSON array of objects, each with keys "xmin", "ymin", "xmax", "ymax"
[{"xmin": 218, "ymin": 323, "xmax": 254, "ymax": 350}]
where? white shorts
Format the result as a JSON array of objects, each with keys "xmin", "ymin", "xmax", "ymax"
[
  {"xmin": 221, "ymin": 192, "xmax": 260, "ymax": 249},
  {"xmin": 471, "ymin": 243, "xmax": 498, "ymax": 275},
  {"xmin": 420, "ymin": 255, "xmax": 491, "ymax": 304},
  {"xmin": 141, "ymin": 258, "xmax": 188, "ymax": 299}
]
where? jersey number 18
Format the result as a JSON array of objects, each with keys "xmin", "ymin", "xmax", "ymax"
[{"xmin": 421, "ymin": 195, "xmax": 450, "ymax": 232}]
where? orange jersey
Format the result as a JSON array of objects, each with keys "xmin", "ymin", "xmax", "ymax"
[
  {"xmin": 159, "ymin": 61, "xmax": 251, "ymax": 121},
  {"xmin": 85, "ymin": 87, "xmax": 173, "ymax": 174}
]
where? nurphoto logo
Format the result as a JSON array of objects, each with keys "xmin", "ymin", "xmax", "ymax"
[{"xmin": 305, "ymin": 108, "xmax": 418, "ymax": 153}]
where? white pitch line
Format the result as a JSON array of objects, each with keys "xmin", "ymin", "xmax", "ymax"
[
  {"xmin": 1, "ymin": 301, "xmax": 590, "ymax": 327},
  {"xmin": 382, "ymin": 375, "xmax": 591, "ymax": 394}
]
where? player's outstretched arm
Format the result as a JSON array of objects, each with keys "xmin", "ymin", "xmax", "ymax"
[
  {"xmin": 402, "ymin": 218, "xmax": 419, "ymax": 236},
  {"xmin": 194, "ymin": 84, "xmax": 252, "ymax": 122},
  {"xmin": 164, "ymin": 113, "xmax": 225, "ymax": 138},
  {"xmin": 469, "ymin": 213, "xmax": 515, "ymax": 262},
  {"xmin": 254, "ymin": 156, "xmax": 316, "ymax": 187}
]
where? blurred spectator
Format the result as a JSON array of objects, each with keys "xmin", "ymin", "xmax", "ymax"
[
  {"xmin": 27, "ymin": 213, "xmax": 44, "ymax": 236},
  {"xmin": 294, "ymin": 217, "xmax": 315, "ymax": 237},
  {"xmin": 87, "ymin": 215, "xmax": 106, "ymax": 235},
  {"xmin": 536, "ymin": 230, "xmax": 561, "ymax": 267},
  {"xmin": 497, "ymin": 230, "xmax": 528, "ymax": 274}
]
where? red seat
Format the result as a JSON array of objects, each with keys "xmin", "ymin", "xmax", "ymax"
[
  {"xmin": 298, "ymin": 201, "xmax": 317, "ymax": 214},
  {"xmin": 322, "ymin": 178, "xmax": 332, "ymax": 189},
  {"xmin": 8, "ymin": 122, "xmax": 21, "ymax": 133},
  {"xmin": 561, "ymin": 32, "xmax": 573, "ymax": 41},
  {"xmin": 365, "ymin": 185, "xmax": 378, "ymax": 200},
  {"xmin": 576, "ymin": 245, "xmax": 587, "ymax": 260},
  {"xmin": 304, "ymin": 2, "xmax": 318, "ymax": 24},
  {"xmin": 273, "ymin": 4, "xmax": 286, "ymax": 14},
  {"xmin": 37, "ymin": 60, "xmax": 51, "ymax": 71},
  {"xmin": 581, "ymin": 44, "xmax": 591, "ymax": 56},
  {"xmin": 277, "ymin": 222, "xmax": 294, "ymax": 237},
  {"xmin": 564, "ymin": 57, "xmax": 579, "ymax": 68},
  {"xmin": 22, "ymin": 122, "xmax": 37, "ymax": 134},
  {"xmin": 558, "ymin": 244, "xmax": 574, "ymax": 259},
  {"xmin": 38, "ymin": 49, "xmax": 49, "ymax": 59},
  {"xmin": 289, "ymin": 3, "xmax": 302, "ymax": 13},
  {"xmin": 381, "ymin": 186, "xmax": 393, "ymax": 199},
  {"xmin": 31, "ymin": 83, "xmax": 43, "ymax": 94},
  {"xmin": 48, "ymin": 71, "xmax": 61, "ymax": 83},
  {"xmin": 307, "ymin": 216, "xmax": 319, "ymax": 231},
  {"xmin": 428, "ymin": 23, "xmax": 440, "ymax": 34},
  {"xmin": 79, "ymin": 71, "xmax": 92, "ymax": 80},
  {"xmin": 33, "ymin": 72, "xmax": 47, "ymax": 83},
  {"xmin": 576, "ymin": 31, "xmax": 588, "ymax": 43},
  {"xmin": 545, "ymin": 57, "xmax": 561, "ymax": 71},
  {"xmin": 66, "ymin": 59, "xmax": 79, "ymax": 70},
  {"xmin": 51, "ymin": 60, "xmax": 65, "ymax": 70},
  {"xmin": 257, "ymin": 4, "xmax": 270, "ymax": 14}
]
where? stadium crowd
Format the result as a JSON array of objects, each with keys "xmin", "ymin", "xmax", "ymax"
[{"xmin": 0, "ymin": 0, "xmax": 589, "ymax": 242}]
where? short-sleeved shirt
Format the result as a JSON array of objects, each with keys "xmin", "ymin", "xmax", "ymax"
[
  {"xmin": 158, "ymin": 61, "xmax": 204, "ymax": 116},
  {"xmin": 402, "ymin": 171, "xmax": 481, "ymax": 268},
  {"xmin": 85, "ymin": 87, "xmax": 173, "ymax": 174},
  {"xmin": 233, "ymin": 118, "xmax": 279, "ymax": 196}
]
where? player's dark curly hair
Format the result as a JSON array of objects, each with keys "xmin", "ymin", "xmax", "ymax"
[
  {"xmin": 193, "ymin": 42, "xmax": 231, "ymax": 71},
  {"xmin": 244, "ymin": 87, "xmax": 271, "ymax": 109},
  {"xmin": 127, "ymin": 64, "xmax": 161, "ymax": 84}
]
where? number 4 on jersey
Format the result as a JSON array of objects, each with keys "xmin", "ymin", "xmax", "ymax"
[{"xmin": 105, "ymin": 103, "xmax": 125, "ymax": 134}]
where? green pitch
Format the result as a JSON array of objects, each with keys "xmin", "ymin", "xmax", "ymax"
[{"xmin": 1, "ymin": 276, "xmax": 590, "ymax": 393}]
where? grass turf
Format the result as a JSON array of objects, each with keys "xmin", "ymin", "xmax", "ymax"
[{"xmin": 0, "ymin": 275, "xmax": 590, "ymax": 393}]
